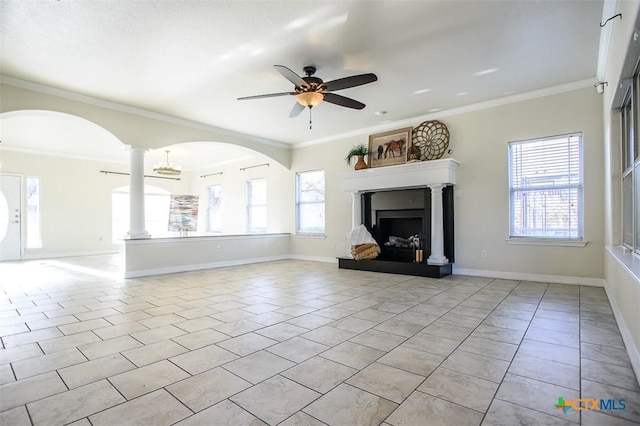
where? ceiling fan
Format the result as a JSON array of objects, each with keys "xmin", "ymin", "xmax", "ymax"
[{"xmin": 238, "ymin": 65, "xmax": 378, "ymax": 128}]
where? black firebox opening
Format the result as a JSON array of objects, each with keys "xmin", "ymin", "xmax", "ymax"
[{"xmin": 375, "ymin": 209, "xmax": 426, "ymax": 262}]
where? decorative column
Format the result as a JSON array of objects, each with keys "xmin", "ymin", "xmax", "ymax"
[
  {"xmin": 351, "ymin": 192, "xmax": 362, "ymax": 229},
  {"xmin": 127, "ymin": 146, "xmax": 150, "ymax": 239},
  {"xmin": 427, "ymin": 184, "xmax": 448, "ymax": 265}
]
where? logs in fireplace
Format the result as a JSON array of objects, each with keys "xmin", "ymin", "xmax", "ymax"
[{"xmin": 375, "ymin": 209, "xmax": 425, "ymax": 263}]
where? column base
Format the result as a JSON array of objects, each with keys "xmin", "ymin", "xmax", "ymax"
[
  {"xmin": 127, "ymin": 230, "xmax": 151, "ymax": 239},
  {"xmin": 427, "ymin": 255, "xmax": 449, "ymax": 266}
]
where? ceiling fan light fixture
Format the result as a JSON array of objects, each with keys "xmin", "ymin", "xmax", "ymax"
[
  {"xmin": 295, "ymin": 92, "xmax": 324, "ymax": 107},
  {"xmin": 153, "ymin": 150, "xmax": 181, "ymax": 176}
]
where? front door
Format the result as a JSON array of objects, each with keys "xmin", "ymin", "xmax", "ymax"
[{"xmin": 0, "ymin": 174, "xmax": 22, "ymax": 261}]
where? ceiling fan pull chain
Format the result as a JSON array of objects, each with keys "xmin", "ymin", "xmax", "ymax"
[{"xmin": 309, "ymin": 107, "xmax": 313, "ymax": 130}]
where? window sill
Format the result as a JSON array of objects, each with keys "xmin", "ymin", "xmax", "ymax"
[
  {"xmin": 506, "ymin": 238, "xmax": 588, "ymax": 247},
  {"xmin": 295, "ymin": 233, "xmax": 326, "ymax": 239},
  {"xmin": 607, "ymin": 245, "xmax": 640, "ymax": 282}
]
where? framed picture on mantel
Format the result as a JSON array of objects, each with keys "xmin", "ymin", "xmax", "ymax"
[{"xmin": 368, "ymin": 127, "xmax": 412, "ymax": 168}]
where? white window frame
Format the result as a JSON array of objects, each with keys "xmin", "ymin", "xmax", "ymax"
[
  {"xmin": 621, "ymin": 73, "xmax": 640, "ymax": 253},
  {"xmin": 246, "ymin": 178, "xmax": 267, "ymax": 233},
  {"xmin": 26, "ymin": 176, "xmax": 42, "ymax": 249},
  {"xmin": 206, "ymin": 184, "xmax": 222, "ymax": 233},
  {"xmin": 508, "ymin": 133, "xmax": 584, "ymax": 245},
  {"xmin": 296, "ymin": 170, "xmax": 325, "ymax": 235}
]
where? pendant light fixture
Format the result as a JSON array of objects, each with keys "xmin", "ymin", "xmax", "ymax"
[{"xmin": 153, "ymin": 150, "xmax": 181, "ymax": 176}]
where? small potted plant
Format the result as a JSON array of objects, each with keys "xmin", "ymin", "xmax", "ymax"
[{"xmin": 345, "ymin": 144, "xmax": 370, "ymax": 170}]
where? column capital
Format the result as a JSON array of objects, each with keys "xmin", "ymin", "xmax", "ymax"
[{"xmin": 428, "ymin": 183, "xmax": 445, "ymax": 192}]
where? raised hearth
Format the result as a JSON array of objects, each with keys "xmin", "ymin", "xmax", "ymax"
[{"xmin": 338, "ymin": 257, "xmax": 452, "ymax": 278}]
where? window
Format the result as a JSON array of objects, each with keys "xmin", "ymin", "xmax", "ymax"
[
  {"xmin": 112, "ymin": 185, "xmax": 170, "ymax": 241},
  {"xmin": 246, "ymin": 179, "xmax": 266, "ymax": 233},
  {"xmin": 26, "ymin": 177, "xmax": 42, "ymax": 248},
  {"xmin": 621, "ymin": 73, "xmax": 640, "ymax": 251},
  {"xmin": 207, "ymin": 185, "xmax": 222, "ymax": 233},
  {"xmin": 508, "ymin": 133, "xmax": 583, "ymax": 240},
  {"xmin": 296, "ymin": 170, "xmax": 325, "ymax": 234}
]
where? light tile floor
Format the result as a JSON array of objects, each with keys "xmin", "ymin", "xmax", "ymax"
[{"xmin": 0, "ymin": 256, "xmax": 639, "ymax": 425}]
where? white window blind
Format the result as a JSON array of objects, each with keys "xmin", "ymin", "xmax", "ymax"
[
  {"xmin": 247, "ymin": 179, "xmax": 267, "ymax": 233},
  {"xmin": 509, "ymin": 133, "xmax": 583, "ymax": 239},
  {"xmin": 207, "ymin": 185, "xmax": 222, "ymax": 233},
  {"xmin": 296, "ymin": 170, "xmax": 325, "ymax": 234}
]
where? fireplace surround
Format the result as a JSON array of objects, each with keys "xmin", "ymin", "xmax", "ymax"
[{"xmin": 339, "ymin": 158, "xmax": 458, "ymax": 278}]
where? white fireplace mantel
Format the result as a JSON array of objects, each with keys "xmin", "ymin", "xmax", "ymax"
[
  {"xmin": 341, "ymin": 158, "xmax": 459, "ymax": 266},
  {"xmin": 341, "ymin": 158, "xmax": 459, "ymax": 193}
]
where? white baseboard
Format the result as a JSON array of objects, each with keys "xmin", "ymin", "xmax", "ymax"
[
  {"xmin": 125, "ymin": 254, "xmax": 338, "ymax": 278},
  {"xmin": 288, "ymin": 255, "xmax": 337, "ymax": 264},
  {"xmin": 21, "ymin": 250, "xmax": 119, "ymax": 260},
  {"xmin": 604, "ymin": 283, "xmax": 640, "ymax": 386},
  {"xmin": 452, "ymin": 267, "xmax": 605, "ymax": 287},
  {"xmin": 124, "ymin": 255, "xmax": 290, "ymax": 278}
]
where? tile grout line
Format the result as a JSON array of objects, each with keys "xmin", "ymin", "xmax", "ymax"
[
  {"xmin": 2, "ymin": 263, "xmax": 634, "ymax": 425},
  {"xmin": 578, "ymin": 285, "xmax": 583, "ymax": 425},
  {"xmin": 492, "ymin": 283, "xmax": 585, "ymax": 425}
]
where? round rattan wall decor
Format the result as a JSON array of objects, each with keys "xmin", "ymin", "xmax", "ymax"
[{"xmin": 411, "ymin": 120, "xmax": 450, "ymax": 160}]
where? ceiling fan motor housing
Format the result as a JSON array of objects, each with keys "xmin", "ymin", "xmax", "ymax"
[{"xmin": 300, "ymin": 76, "xmax": 324, "ymax": 92}]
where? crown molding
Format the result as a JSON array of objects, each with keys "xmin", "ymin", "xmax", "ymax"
[
  {"xmin": 0, "ymin": 75, "xmax": 290, "ymax": 150},
  {"xmin": 293, "ymin": 78, "xmax": 598, "ymax": 149}
]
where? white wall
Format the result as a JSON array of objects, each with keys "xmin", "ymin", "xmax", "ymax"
[
  {"xmin": 292, "ymin": 86, "xmax": 605, "ymax": 279},
  {"xmin": 189, "ymin": 157, "xmax": 293, "ymax": 236},
  {"xmin": 2, "ymin": 85, "xmax": 606, "ymax": 283},
  {"xmin": 290, "ymin": 139, "xmax": 360, "ymax": 259},
  {"xmin": 0, "ymin": 150, "xmax": 191, "ymax": 258},
  {"xmin": 602, "ymin": 1, "xmax": 640, "ymax": 380},
  {"xmin": 124, "ymin": 233, "xmax": 291, "ymax": 278},
  {"xmin": 0, "ymin": 147, "xmax": 296, "ymax": 258}
]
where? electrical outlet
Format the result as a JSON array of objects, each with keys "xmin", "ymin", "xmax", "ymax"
[{"xmin": 481, "ymin": 250, "xmax": 487, "ymax": 258}]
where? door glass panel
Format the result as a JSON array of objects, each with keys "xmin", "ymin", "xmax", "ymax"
[{"xmin": 0, "ymin": 191, "xmax": 8, "ymax": 242}]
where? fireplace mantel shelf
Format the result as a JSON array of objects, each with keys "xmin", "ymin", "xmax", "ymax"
[{"xmin": 341, "ymin": 158, "xmax": 459, "ymax": 193}]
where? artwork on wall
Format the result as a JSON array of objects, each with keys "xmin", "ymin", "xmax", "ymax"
[
  {"xmin": 168, "ymin": 195, "xmax": 199, "ymax": 231},
  {"xmin": 368, "ymin": 127, "xmax": 412, "ymax": 168}
]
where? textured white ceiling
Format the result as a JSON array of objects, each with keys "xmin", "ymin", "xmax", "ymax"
[{"xmin": 0, "ymin": 1, "xmax": 604, "ymax": 155}]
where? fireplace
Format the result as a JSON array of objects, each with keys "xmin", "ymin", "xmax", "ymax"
[{"xmin": 339, "ymin": 159, "xmax": 459, "ymax": 278}]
